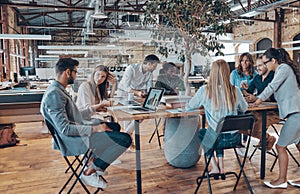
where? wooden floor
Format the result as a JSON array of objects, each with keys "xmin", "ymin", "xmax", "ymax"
[{"xmin": 0, "ymin": 120, "xmax": 299, "ymax": 194}]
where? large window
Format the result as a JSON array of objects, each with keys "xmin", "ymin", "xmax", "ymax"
[
  {"xmin": 293, "ymin": 34, "xmax": 300, "ymax": 64},
  {"xmin": 256, "ymin": 38, "xmax": 272, "ymax": 58}
]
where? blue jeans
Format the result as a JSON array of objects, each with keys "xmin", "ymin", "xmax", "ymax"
[
  {"xmin": 89, "ymin": 123, "xmax": 132, "ymax": 171},
  {"xmin": 198, "ymin": 128, "xmax": 241, "ymax": 158}
]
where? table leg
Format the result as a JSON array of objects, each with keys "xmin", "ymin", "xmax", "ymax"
[
  {"xmin": 260, "ymin": 110, "xmax": 267, "ymax": 179},
  {"xmin": 134, "ymin": 120, "xmax": 142, "ymax": 194}
]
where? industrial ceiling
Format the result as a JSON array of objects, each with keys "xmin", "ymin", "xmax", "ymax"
[{"xmin": 1, "ymin": 0, "xmax": 300, "ymax": 45}]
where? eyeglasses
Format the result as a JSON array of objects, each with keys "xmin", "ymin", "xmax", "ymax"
[
  {"xmin": 71, "ymin": 69, "xmax": 78, "ymax": 74},
  {"xmin": 263, "ymin": 59, "xmax": 272, "ymax": 65}
]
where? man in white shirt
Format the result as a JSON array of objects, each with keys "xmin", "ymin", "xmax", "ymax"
[
  {"xmin": 117, "ymin": 54, "xmax": 160, "ymax": 147},
  {"xmin": 117, "ymin": 54, "xmax": 160, "ymax": 98}
]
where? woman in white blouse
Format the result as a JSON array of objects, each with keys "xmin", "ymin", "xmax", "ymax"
[{"xmin": 76, "ymin": 65, "xmax": 116, "ymax": 121}]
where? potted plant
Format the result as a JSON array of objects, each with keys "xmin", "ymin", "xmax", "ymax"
[{"xmin": 143, "ymin": 0, "xmax": 234, "ymax": 95}]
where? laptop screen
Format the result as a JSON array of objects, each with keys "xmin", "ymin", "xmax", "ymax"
[{"xmin": 143, "ymin": 87, "xmax": 165, "ymax": 110}]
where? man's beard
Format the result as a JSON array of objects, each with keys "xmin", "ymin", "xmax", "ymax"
[{"xmin": 67, "ymin": 76, "xmax": 74, "ymax": 85}]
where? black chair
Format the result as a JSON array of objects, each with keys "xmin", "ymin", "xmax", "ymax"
[
  {"xmin": 148, "ymin": 118, "xmax": 164, "ymax": 149},
  {"xmin": 45, "ymin": 120, "xmax": 103, "ymax": 194},
  {"xmin": 249, "ymin": 121, "xmax": 300, "ymax": 172},
  {"xmin": 194, "ymin": 114, "xmax": 255, "ymax": 194}
]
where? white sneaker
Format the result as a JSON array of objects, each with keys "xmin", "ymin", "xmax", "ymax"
[
  {"xmin": 96, "ymin": 170, "xmax": 108, "ymax": 176},
  {"xmin": 111, "ymin": 159, "xmax": 122, "ymax": 165},
  {"xmin": 83, "ymin": 165, "xmax": 108, "ymax": 177},
  {"xmin": 80, "ymin": 173, "xmax": 107, "ymax": 188},
  {"xmin": 236, "ymin": 147, "xmax": 248, "ymax": 158}
]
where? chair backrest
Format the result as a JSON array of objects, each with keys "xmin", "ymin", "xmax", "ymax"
[
  {"xmin": 45, "ymin": 119, "xmax": 61, "ymax": 150},
  {"xmin": 216, "ymin": 114, "xmax": 255, "ymax": 134}
]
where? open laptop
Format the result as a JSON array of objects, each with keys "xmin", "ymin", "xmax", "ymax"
[
  {"xmin": 121, "ymin": 87, "xmax": 164, "ymax": 115},
  {"xmin": 118, "ymin": 98, "xmax": 141, "ymax": 106}
]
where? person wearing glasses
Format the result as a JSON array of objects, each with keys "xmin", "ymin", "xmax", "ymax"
[
  {"xmin": 186, "ymin": 59, "xmax": 248, "ymax": 179},
  {"xmin": 251, "ymin": 48, "xmax": 300, "ymax": 189},
  {"xmin": 41, "ymin": 58, "xmax": 131, "ymax": 188},
  {"xmin": 241, "ymin": 56, "xmax": 278, "ymax": 151}
]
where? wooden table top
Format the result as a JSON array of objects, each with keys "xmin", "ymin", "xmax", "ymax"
[
  {"xmin": 107, "ymin": 108, "xmax": 203, "ymax": 121},
  {"xmin": 247, "ymin": 102, "xmax": 278, "ymax": 111},
  {"xmin": 107, "ymin": 101, "xmax": 277, "ymax": 122}
]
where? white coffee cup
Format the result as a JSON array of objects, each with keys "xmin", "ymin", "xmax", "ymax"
[{"xmin": 128, "ymin": 93, "xmax": 134, "ymax": 101}]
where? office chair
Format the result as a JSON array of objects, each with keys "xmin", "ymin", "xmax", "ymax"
[
  {"xmin": 249, "ymin": 120, "xmax": 300, "ymax": 172},
  {"xmin": 45, "ymin": 120, "xmax": 103, "ymax": 194},
  {"xmin": 194, "ymin": 114, "xmax": 255, "ymax": 194}
]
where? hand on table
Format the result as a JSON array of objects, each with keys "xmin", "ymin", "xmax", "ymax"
[
  {"xmin": 138, "ymin": 90, "xmax": 147, "ymax": 98},
  {"xmin": 249, "ymin": 98, "xmax": 262, "ymax": 108},
  {"xmin": 94, "ymin": 100, "xmax": 112, "ymax": 112},
  {"xmin": 245, "ymin": 94, "xmax": 257, "ymax": 103},
  {"xmin": 131, "ymin": 89, "xmax": 147, "ymax": 98}
]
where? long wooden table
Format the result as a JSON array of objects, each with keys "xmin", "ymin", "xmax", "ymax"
[
  {"xmin": 247, "ymin": 102, "xmax": 278, "ymax": 179},
  {"xmin": 108, "ymin": 108, "xmax": 202, "ymax": 194},
  {"xmin": 0, "ymin": 102, "xmax": 44, "ymax": 124},
  {"xmin": 0, "ymin": 90, "xmax": 45, "ymax": 124},
  {"xmin": 108, "ymin": 101, "xmax": 278, "ymax": 193}
]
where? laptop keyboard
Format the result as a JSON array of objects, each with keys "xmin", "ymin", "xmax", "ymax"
[{"xmin": 132, "ymin": 107, "xmax": 148, "ymax": 111}]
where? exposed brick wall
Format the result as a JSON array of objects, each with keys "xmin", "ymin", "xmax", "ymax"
[{"xmin": 233, "ymin": 10, "xmax": 300, "ymax": 62}]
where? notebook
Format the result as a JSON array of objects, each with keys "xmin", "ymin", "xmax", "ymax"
[{"xmin": 121, "ymin": 87, "xmax": 164, "ymax": 115}]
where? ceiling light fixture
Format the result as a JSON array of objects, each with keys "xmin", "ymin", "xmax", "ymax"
[
  {"xmin": 39, "ymin": 55, "xmax": 60, "ymax": 58},
  {"xmin": 0, "ymin": 34, "xmax": 51, "ymax": 40},
  {"xmin": 46, "ymin": 50, "xmax": 89, "ymax": 55},
  {"xmin": 217, "ymin": 39, "xmax": 252, "ymax": 44},
  {"xmin": 35, "ymin": 57, "xmax": 101, "ymax": 61},
  {"xmin": 282, "ymin": 40, "xmax": 300, "ymax": 45},
  {"xmin": 90, "ymin": 0, "xmax": 107, "ymax": 19},
  {"xmin": 224, "ymin": 47, "xmax": 300, "ymax": 57},
  {"xmin": 38, "ymin": 45, "xmax": 122, "ymax": 50},
  {"xmin": 239, "ymin": 10, "xmax": 264, "ymax": 18}
]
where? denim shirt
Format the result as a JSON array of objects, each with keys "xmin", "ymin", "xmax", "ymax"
[{"xmin": 185, "ymin": 85, "xmax": 248, "ymax": 131}]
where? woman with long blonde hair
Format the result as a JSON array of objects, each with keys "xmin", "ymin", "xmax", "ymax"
[{"xmin": 186, "ymin": 59, "xmax": 248, "ymax": 179}]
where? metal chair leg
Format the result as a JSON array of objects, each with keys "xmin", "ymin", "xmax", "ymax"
[
  {"xmin": 148, "ymin": 118, "xmax": 163, "ymax": 149},
  {"xmin": 249, "ymin": 147, "xmax": 258, "ymax": 161}
]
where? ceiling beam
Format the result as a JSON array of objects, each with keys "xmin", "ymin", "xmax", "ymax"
[
  {"xmin": 0, "ymin": 2, "xmax": 146, "ymax": 13},
  {"xmin": 0, "ymin": 2, "xmax": 94, "ymax": 11}
]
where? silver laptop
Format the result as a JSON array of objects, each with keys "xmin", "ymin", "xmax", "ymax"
[
  {"xmin": 121, "ymin": 87, "xmax": 164, "ymax": 115},
  {"xmin": 118, "ymin": 98, "xmax": 141, "ymax": 106}
]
